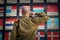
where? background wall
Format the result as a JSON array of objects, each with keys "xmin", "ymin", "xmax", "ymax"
[{"xmin": 0, "ymin": 0, "xmax": 60, "ymax": 40}]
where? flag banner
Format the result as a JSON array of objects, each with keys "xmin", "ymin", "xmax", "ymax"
[
  {"xmin": 47, "ymin": 0, "xmax": 58, "ymax": 2},
  {"xmin": 47, "ymin": 32, "xmax": 59, "ymax": 40},
  {"xmin": 33, "ymin": 4, "xmax": 44, "ymax": 13},
  {"xmin": 0, "ymin": 7, "xmax": 4, "ymax": 16},
  {"xmin": 33, "ymin": 0, "xmax": 44, "ymax": 3},
  {"xmin": 20, "ymin": 0, "xmax": 30, "ymax": 3},
  {"xmin": 7, "ymin": 0, "xmax": 17, "ymax": 3},
  {"xmin": 38, "ymin": 23, "xmax": 45, "ymax": 29},
  {"xmin": 0, "ymin": 19, "xmax": 3, "ymax": 30},
  {"xmin": 0, "ymin": 32, "xmax": 2, "ymax": 40},
  {"xmin": 5, "ymin": 18, "xmax": 18, "ymax": 30},
  {"xmin": 36, "ymin": 32, "xmax": 45, "ymax": 40},
  {"xmin": 47, "ymin": 4, "xmax": 58, "ymax": 16},
  {"xmin": 6, "ymin": 6, "xmax": 17, "ymax": 16},
  {"xmin": 47, "ymin": 18, "xmax": 59, "ymax": 29},
  {"xmin": 19, "ymin": 5, "xmax": 30, "ymax": 16},
  {"xmin": 5, "ymin": 32, "xmax": 11, "ymax": 40},
  {"xmin": 0, "ymin": 0, "xmax": 4, "ymax": 4},
  {"xmin": 5, "ymin": 21, "xmax": 14, "ymax": 30}
]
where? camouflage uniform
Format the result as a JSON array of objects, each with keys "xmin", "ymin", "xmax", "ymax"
[{"xmin": 10, "ymin": 13, "xmax": 49, "ymax": 40}]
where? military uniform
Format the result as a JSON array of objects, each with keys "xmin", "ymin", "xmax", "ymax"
[{"xmin": 10, "ymin": 13, "xmax": 49, "ymax": 40}]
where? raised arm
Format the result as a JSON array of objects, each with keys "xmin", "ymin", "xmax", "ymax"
[{"xmin": 31, "ymin": 12, "xmax": 49, "ymax": 25}]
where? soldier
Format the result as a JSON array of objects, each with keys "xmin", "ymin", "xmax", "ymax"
[{"xmin": 10, "ymin": 6, "xmax": 49, "ymax": 40}]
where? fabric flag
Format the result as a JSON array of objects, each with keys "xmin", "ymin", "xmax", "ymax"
[
  {"xmin": 7, "ymin": 0, "xmax": 17, "ymax": 3},
  {"xmin": 0, "ymin": 19, "xmax": 3, "ymax": 30},
  {"xmin": 47, "ymin": 18, "xmax": 59, "ymax": 29},
  {"xmin": 47, "ymin": 0, "xmax": 58, "ymax": 2},
  {"xmin": 33, "ymin": 4, "xmax": 44, "ymax": 13},
  {"xmin": 0, "ymin": 7, "xmax": 4, "ymax": 16},
  {"xmin": 47, "ymin": 4, "xmax": 58, "ymax": 16},
  {"xmin": 0, "ymin": 0, "xmax": 4, "ymax": 4},
  {"xmin": 6, "ymin": 6, "xmax": 17, "ymax": 16},
  {"xmin": 36, "ymin": 32, "xmax": 45, "ymax": 40},
  {"xmin": 33, "ymin": 0, "xmax": 44, "ymax": 3},
  {"xmin": 5, "ymin": 21, "xmax": 14, "ymax": 30},
  {"xmin": 5, "ymin": 32, "xmax": 11, "ymax": 40},
  {"xmin": 47, "ymin": 32, "xmax": 59, "ymax": 40},
  {"xmin": 0, "ymin": 32, "xmax": 2, "ymax": 40},
  {"xmin": 5, "ymin": 18, "xmax": 18, "ymax": 30},
  {"xmin": 20, "ymin": 0, "xmax": 30, "ymax": 3}
]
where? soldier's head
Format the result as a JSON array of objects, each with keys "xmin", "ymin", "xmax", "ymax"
[{"xmin": 22, "ymin": 6, "xmax": 30, "ymax": 16}]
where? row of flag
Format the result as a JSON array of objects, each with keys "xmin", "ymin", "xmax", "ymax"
[
  {"xmin": 0, "ymin": 4, "xmax": 59, "ymax": 30},
  {"xmin": 0, "ymin": 4, "xmax": 58, "ymax": 16},
  {"xmin": 0, "ymin": 0, "xmax": 58, "ymax": 4},
  {"xmin": 36, "ymin": 32, "xmax": 59, "ymax": 40},
  {"xmin": 4, "ymin": 31, "xmax": 59, "ymax": 40},
  {"xmin": 33, "ymin": 4, "xmax": 58, "ymax": 16},
  {"xmin": 0, "ymin": 17, "xmax": 59, "ymax": 30},
  {"xmin": 6, "ymin": 4, "xmax": 58, "ymax": 16}
]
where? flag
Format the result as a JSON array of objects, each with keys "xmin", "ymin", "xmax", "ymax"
[
  {"xmin": 47, "ymin": 4, "xmax": 58, "ymax": 16},
  {"xmin": 5, "ymin": 21, "xmax": 14, "ymax": 30},
  {"xmin": 36, "ymin": 32, "xmax": 45, "ymax": 40},
  {"xmin": 47, "ymin": 32, "xmax": 59, "ymax": 40},
  {"xmin": 33, "ymin": 4, "xmax": 44, "ymax": 13},
  {"xmin": 47, "ymin": 18, "xmax": 59, "ymax": 29},
  {"xmin": 6, "ymin": 6, "xmax": 17, "ymax": 16},
  {"xmin": 5, "ymin": 18, "xmax": 18, "ymax": 30}
]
